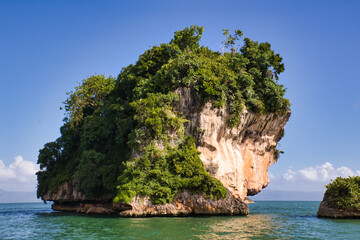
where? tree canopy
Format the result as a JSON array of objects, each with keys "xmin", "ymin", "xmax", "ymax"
[
  {"xmin": 37, "ymin": 26, "xmax": 289, "ymax": 204},
  {"xmin": 63, "ymin": 75, "xmax": 115, "ymax": 126}
]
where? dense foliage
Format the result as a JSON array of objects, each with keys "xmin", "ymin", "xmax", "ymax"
[
  {"xmin": 37, "ymin": 26, "xmax": 289, "ymax": 204},
  {"xmin": 115, "ymin": 137, "xmax": 227, "ymax": 204},
  {"xmin": 326, "ymin": 176, "xmax": 360, "ymax": 211}
]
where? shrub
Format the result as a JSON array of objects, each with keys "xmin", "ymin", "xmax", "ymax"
[
  {"xmin": 115, "ymin": 136, "xmax": 227, "ymax": 204},
  {"xmin": 326, "ymin": 176, "xmax": 360, "ymax": 211}
]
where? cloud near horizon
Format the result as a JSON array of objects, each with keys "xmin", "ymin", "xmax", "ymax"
[
  {"xmin": 283, "ymin": 162, "xmax": 360, "ymax": 182},
  {"xmin": 268, "ymin": 162, "xmax": 360, "ymax": 192},
  {"xmin": 0, "ymin": 156, "xmax": 39, "ymax": 192}
]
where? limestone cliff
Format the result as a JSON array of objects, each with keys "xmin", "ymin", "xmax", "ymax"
[
  {"xmin": 43, "ymin": 87, "xmax": 290, "ymax": 216},
  {"xmin": 175, "ymin": 87, "xmax": 290, "ymax": 200}
]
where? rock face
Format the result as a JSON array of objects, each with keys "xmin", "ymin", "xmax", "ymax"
[
  {"xmin": 44, "ymin": 184, "xmax": 248, "ymax": 216},
  {"xmin": 42, "ymin": 182, "xmax": 131, "ymax": 215},
  {"xmin": 120, "ymin": 191, "xmax": 248, "ymax": 217},
  {"xmin": 317, "ymin": 193, "xmax": 360, "ymax": 218},
  {"xmin": 43, "ymin": 182, "xmax": 86, "ymax": 202},
  {"xmin": 42, "ymin": 87, "xmax": 290, "ymax": 216},
  {"xmin": 175, "ymin": 87, "xmax": 290, "ymax": 200}
]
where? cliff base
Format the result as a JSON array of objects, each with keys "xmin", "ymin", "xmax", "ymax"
[
  {"xmin": 317, "ymin": 194, "xmax": 360, "ymax": 219},
  {"xmin": 50, "ymin": 191, "xmax": 249, "ymax": 216}
]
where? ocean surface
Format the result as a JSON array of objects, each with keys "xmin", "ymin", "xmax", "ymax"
[{"xmin": 1, "ymin": 201, "xmax": 360, "ymax": 239}]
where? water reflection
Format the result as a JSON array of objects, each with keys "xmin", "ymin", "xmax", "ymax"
[{"xmin": 196, "ymin": 214, "xmax": 282, "ymax": 239}]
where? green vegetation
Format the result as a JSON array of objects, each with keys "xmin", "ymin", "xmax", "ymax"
[
  {"xmin": 115, "ymin": 136, "xmax": 227, "ymax": 205},
  {"xmin": 326, "ymin": 176, "xmax": 360, "ymax": 211},
  {"xmin": 37, "ymin": 26, "xmax": 289, "ymax": 204}
]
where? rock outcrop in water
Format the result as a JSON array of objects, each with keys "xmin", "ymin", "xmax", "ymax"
[
  {"xmin": 43, "ymin": 87, "xmax": 290, "ymax": 216},
  {"xmin": 317, "ymin": 193, "xmax": 360, "ymax": 218},
  {"xmin": 318, "ymin": 176, "xmax": 360, "ymax": 219},
  {"xmin": 38, "ymin": 26, "xmax": 291, "ymax": 216}
]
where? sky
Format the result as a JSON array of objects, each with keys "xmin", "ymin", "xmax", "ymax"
[{"xmin": 1, "ymin": 0, "xmax": 360, "ymax": 196}]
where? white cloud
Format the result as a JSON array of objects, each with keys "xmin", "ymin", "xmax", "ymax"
[
  {"xmin": 299, "ymin": 167, "xmax": 319, "ymax": 181},
  {"xmin": 283, "ymin": 169, "xmax": 296, "ymax": 181},
  {"xmin": 281, "ymin": 162, "xmax": 359, "ymax": 183},
  {"xmin": 337, "ymin": 166, "xmax": 355, "ymax": 177},
  {"xmin": 268, "ymin": 162, "xmax": 360, "ymax": 192},
  {"xmin": 0, "ymin": 156, "xmax": 39, "ymax": 192},
  {"xmin": 268, "ymin": 172, "xmax": 277, "ymax": 180}
]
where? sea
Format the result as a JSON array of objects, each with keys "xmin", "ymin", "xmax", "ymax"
[{"xmin": 1, "ymin": 201, "xmax": 360, "ymax": 239}]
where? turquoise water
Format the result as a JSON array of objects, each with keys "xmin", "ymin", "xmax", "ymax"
[{"xmin": 1, "ymin": 201, "xmax": 360, "ymax": 239}]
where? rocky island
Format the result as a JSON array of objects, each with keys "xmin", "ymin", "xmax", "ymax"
[
  {"xmin": 318, "ymin": 176, "xmax": 360, "ymax": 218},
  {"xmin": 37, "ymin": 26, "xmax": 290, "ymax": 216}
]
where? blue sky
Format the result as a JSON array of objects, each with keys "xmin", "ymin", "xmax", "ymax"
[{"xmin": 1, "ymin": 0, "xmax": 360, "ymax": 193}]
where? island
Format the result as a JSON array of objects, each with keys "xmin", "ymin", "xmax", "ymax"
[
  {"xmin": 36, "ymin": 26, "xmax": 290, "ymax": 216},
  {"xmin": 318, "ymin": 176, "xmax": 360, "ymax": 218}
]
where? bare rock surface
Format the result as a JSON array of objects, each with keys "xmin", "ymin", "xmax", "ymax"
[
  {"xmin": 176, "ymin": 87, "xmax": 290, "ymax": 200},
  {"xmin": 42, "ymin": 182, "xmax": 86, "ymax": 202},
  {"xmin": 120, "ymin": 191, "xmax": 249, "ymax": 217}
]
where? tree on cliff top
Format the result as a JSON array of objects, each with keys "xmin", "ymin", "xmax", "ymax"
[
  {"xmin": 63, "ymin": 75, "xmax": 115, "ymax": 126},
  {"xmin": 37, "ymin": 26, "xmax": 289, "ymax": 204}
]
